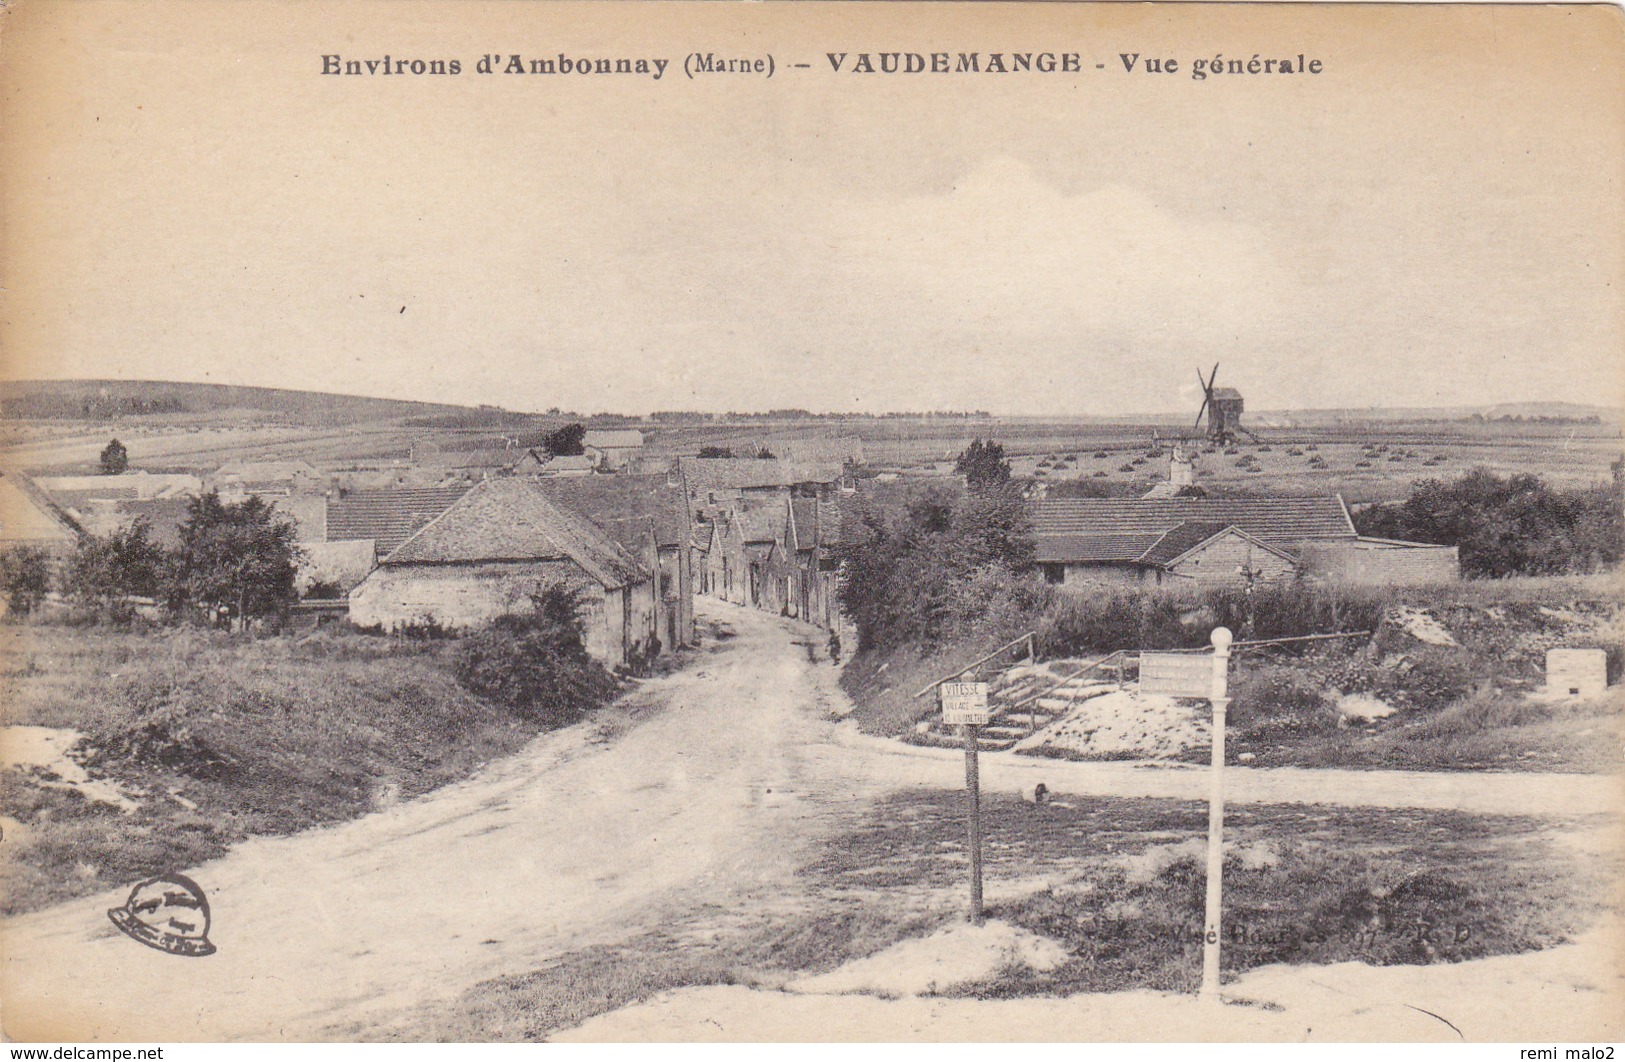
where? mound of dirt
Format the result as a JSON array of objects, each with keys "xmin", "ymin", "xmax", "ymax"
[
  {"xmin": 786, "ymin": 919, "xmax": 1070, "ymax": 998},
  {"xmin": 1016, "ymin": 688, "xmax": 1208, "ymax": 760}
]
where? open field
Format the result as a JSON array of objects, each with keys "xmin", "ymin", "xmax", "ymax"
[{"xmin": 3, "ymin": 381, "xmax": 1617, "ymax": 505}]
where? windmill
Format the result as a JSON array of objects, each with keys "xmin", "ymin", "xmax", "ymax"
[{"xmin": 1193, "ymin": 363, "xmax": 1249, "ymax": 444}]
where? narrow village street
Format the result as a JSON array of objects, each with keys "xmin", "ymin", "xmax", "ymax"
[{"xmin": 2, "ymin": 600, "xmax": 1620, "ymax": 1041}]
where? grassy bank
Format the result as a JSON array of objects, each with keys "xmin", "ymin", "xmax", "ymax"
[
  {"xmin": 354, "ymin": 792, "xmax": 1617, "ymax": 1040},
  {"xmin": 839, "ymin": 627, "xmax": 1033, "ymax": 737},
  {"xmin": 0, "ymin": 623, "xmax": 548, "ymax": 915},
  {"xmin": 843, "ymin": 574, "xmax": 1624, "ymax": 772}
]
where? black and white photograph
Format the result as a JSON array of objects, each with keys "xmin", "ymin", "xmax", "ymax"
[{"xmin": 0, "ymin": 0, "xmax": 1621, "ymax": 1046}]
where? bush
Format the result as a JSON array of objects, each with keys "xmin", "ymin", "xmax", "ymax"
[
  {"xmin": 65, "ymin": 522, "xmax": 169, "ymax": 624},
  {"xmin": 1037, "ymin": 583, "xmax": 1388, "ymax": 658},
  {"xmin": 454, "ymin": 586, "xmax": 620, "ymax": 727},
  {"xmin": 1355, "ymin": 468, "xmax": 1623, "ymax": 577},
  {"xmin": 1228, "ymin": 664, "xmax": 1337, "ymax": 740},
  {"xmin": 0, "ymin": 545, "xmax": 53, "ymax": 617},
  {"xmin": 1037, "ymin": 590, "xmax": 1198, "ymax": 657},
  {"xmin": 1206, "ymin": 582, "xmax": 1389, "ymax": 643}
]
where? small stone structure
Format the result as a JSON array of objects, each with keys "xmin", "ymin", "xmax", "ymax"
[{"xmin": 1545, "ymin": 648, "xmax": 1608, "ymax": 699}]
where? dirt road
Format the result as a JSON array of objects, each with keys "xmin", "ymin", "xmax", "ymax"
[
  {"xmin": 0, "ymin": 602, "xmax": 877, "ymax": 1041},
  {"xmin": 3, "ymin": 599, "xmax": 1619, "ymax": 1040}
]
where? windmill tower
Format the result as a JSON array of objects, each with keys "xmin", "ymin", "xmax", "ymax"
[{"xmin": 1194, "ymin": 363, "xmax": 1245, "ymax": 443}]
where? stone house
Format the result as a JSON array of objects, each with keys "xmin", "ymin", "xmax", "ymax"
[
  {"xmin": 348, "ymin": 478, "xmax": 657, "ymax": 669},
  {"xmin": 1030, "ymin": 495, "xmax": 1457, "ymax": 589},
  {"xmin": 582, "ymin": 430, "xmax": 645, "ymax": 471},
  {"xmin": 785, "ymin": 496, "xmax": 845, "ymax": 632}
]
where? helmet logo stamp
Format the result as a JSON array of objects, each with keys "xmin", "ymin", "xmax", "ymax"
[{"xmin": 107, "ymin": 873, "xmax": 217, "ymax": 957}]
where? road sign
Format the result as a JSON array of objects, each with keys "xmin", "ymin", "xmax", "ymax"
[
  {"xmin": 1200, "ymin": 628, "xmax": 1233, "ymax": 1004},
  {"xmin": 940, "ymin": 681, "xmax": 990, "ymax": 726},
  {"xmin": 1140, "ymin": 652, "xmax": 1214, "ymax": 698}
]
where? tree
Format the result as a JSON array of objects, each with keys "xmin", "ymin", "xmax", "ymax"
[
  {"xmin": 100, "ymin": 438, "xmax": 129, "ymax": 475},
  {"xmin": 0, "ymin": 546, "xmax": 53, "ymax": 618},
  {"xmin": 954, "ymin": 438, "xmax": 1011, "ymax": 490},
  {"xmin": 697, "ymin": 446, "xmax": 734, "ymax": 458},
  {"xmin": 173, "ymin": 492, "xmax": 299, "ymax": 630},
  {"xmin": 544, "ymin": 423, "xmax": 587, "ymax": 457},
  {"xmin": 65, "ymin": 521, "xmax": 169, "ymax": 622},
  {"xmin": 835, "ymin": 478, "xmax": 1035, "ymax": 653},
  {"xmin": 1354, "ymin": 467, "xmax": 1623, "ymax": 577}
]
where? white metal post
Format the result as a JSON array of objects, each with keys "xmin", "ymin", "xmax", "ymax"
[{"xmin": 1200, "ymin": 626, "xmax": 1233, "ymax": 1003}]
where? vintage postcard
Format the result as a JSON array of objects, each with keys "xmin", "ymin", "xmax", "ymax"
[{"xmin": 0, "ymin": 0, "xmax": 1622, "ymax": 1047}]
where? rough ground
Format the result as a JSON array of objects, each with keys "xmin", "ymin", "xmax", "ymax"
[{"xmin": 1, "ymin": 600, "xmax": 1620, "ymax": 1041}]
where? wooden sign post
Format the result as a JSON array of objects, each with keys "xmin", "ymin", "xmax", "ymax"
[
  {"xmin": 941, "ymin": 677, "xmax": 991, "ymax": 924},
  {"xmin": 1200, "ymin": 627, "xmax": 1233, "ymax": 1003}
]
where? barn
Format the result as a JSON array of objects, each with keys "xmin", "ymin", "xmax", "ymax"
[
  {"xmin": 348, "ymin": 478, "xmax": 657, "ymax": 669},
  {"xmin": 582, "ymin": 430, "xmax": 646, "ymax": 471},
  {"xmin": 1031, "ymin": 495, "xmax": 1457, "ymax": 588}
]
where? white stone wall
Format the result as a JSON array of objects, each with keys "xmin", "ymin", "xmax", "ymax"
[
  {"xmin": 1298, "ymin": 539, "xmax": 1459, "ymax": 585},
  {"xmin": 348, "ymin": 561, "xmax": 624, "ymax": 665}
]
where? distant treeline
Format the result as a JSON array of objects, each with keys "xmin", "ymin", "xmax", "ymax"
[
  {"xmin": 0, "ymin": 380, "xmax": 479, "ymax": 426},
  {"xmin": 1472, "ymin": 413, "xmax": 1604, "ymax": 425},
  {"xmin": 650, "ymin": 409, "xmax": 993, "ymax": 422},
  {"xmin": 2, "ymin": 393, "xmax": 193, "ymax": 419}
]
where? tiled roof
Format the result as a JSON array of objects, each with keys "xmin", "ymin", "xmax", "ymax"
[
  {"xmin": 536, "ymin": 455, "xmax": 595, "ymax": 472},
  {"xmin": 732, "ymin": 503, "xmax": 784, "ymax": 544},
  {"xmin": 1030, "ymin": 496, "xmax": 1354, "ymax": 544},
  {"xmin": 382, "ymin": 478, "xmax": 647, "ymax": 588},
  {"xmin": 789, "ymin": 498, "xmax": 819, "ymax": 550},
  {"xmin": 1033, "ymin": 532, "xmax": 1166, "ymax": 564},
  {"xmin": 50, "ymin": 486, "xmax": 144, "ymax": 510},
  {"xmin": 327, "ymin": 487, "xmax": 470, "ymax": 554},
  {"xmin": 815, "ymin": 495, "xmax": 843, "ymax": 547},
  {"xmin": 531, "ymin": 474, "xmax": 689, "ymax": 551},
  {"xmin": 1136, "ymin": 522, "xmax": 1236, "ymax": 566},
  {"xmin": 0, "ymin": 470, "xmax": 82, "ymax": 543},
  {"xmin": 298, "ymin": 540, "xmax": 377, "ymax": 593}
]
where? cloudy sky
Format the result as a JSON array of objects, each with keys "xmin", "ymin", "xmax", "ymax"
[{"xmin": 3, "ymin": 1, "xmax": 1620, "ymax": 415}]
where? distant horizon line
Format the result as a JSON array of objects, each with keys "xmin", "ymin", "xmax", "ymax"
[{"xmin": 0, "ymin": 376, "xmax": 1616, "ymax": 421}]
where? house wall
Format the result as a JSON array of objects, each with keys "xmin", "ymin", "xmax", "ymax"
[
  {"xmin": 1167, "ymin": 534, "xmax": 1297, "ymax": 587},
  {"xmin": 624, "ymin": 573, "xmax": 658, "ymax": 667},
  {"xmin": 1297, "ymin": 540, "xmax": 1459, "ymax": 585},
  {"xmin": 1057, "ymin": 563, "xmax": 1154, "ymax": 589},
  {"xmin": 348, "ymin": 561, "xmax": 628, "ymax": 667}
]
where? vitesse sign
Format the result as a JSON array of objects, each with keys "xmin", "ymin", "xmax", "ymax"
[{"xmin": 940, "ymin": 681, "xmax": 991, "ymax": 726}]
